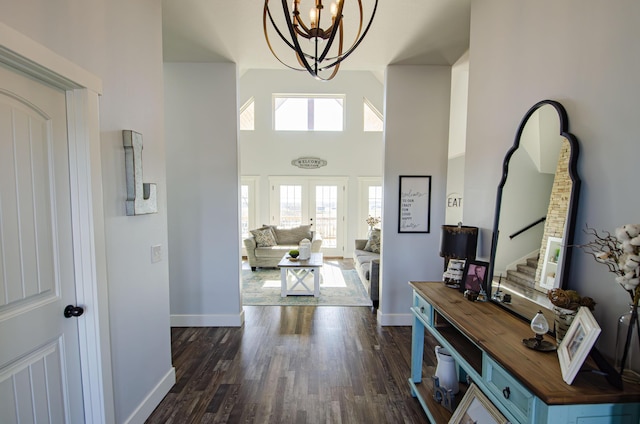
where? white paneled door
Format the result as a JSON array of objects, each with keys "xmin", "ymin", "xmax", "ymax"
[
  {"xmin": 0, "ymin": 65, "xmax": 84, "ymax": 422},
  {"xmin": 270, "ymin": 177, "xmax": 347, "ymax": 257}
]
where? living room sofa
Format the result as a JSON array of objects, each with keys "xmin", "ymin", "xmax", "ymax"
[
  {"xmin": 354, "ymin": 239, "xmax": 380, "ymax": 309},
  {"xmin": 244, "ymin": 225, "xmax": 322, "ymax": 270}
]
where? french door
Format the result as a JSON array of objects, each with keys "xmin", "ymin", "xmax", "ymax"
[{"xmin": 269, "ymin": 177, "xmax": 347, "ymax": 257}]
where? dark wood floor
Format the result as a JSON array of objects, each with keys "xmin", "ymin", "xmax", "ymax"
[{"xmin": 145, "ymin": 306, "xmax": 438, "ymax": 423}]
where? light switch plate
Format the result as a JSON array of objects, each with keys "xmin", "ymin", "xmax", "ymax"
[{"xmin": 151, "ymin": 245, "xmax": 162, "ymax": 263}]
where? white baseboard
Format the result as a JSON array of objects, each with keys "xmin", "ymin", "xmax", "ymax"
[
  {"xmin": 170, "ymin": 310, "xmax": 245, "ymax": 327},
  {"xmin": 123, "ymin": 367, "xmax": 176, "ymax": 424},
  {"xmin": 378, "ymin": 310, "xmax": 412, "ymax": 326}
]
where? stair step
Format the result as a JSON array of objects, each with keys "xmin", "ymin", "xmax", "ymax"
[
  {"xmin": 516, "ymin": 263, "xmax": 536, "ymax": 276},
  {"xmin": 506, "ymin": 270, "xmax": 535, "ymax": 288},
  {"xmin": 526, "ymin": 257, "xmax": 539, "ymax": 268},
  {"xmin": 503, "ymin": 278, "xmax": 538, "ymax": 297}
]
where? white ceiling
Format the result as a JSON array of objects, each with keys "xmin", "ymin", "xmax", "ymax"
[{"xmin": 162, "ymin": 0, "xmax": 471, "ymax": 75}]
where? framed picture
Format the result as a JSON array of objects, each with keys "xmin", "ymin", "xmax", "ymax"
[
  {"xmin": 557, "ymin": 306, "xmax": 601, "ymax": 385},
  {"xmin": 460, "ymin": 260, "xmax": 489, "ymax": 293},
  {"xmin": 398, "ymin": 175, "xmax": 431, "ymax": 233},
  {"xmin": 449, "ymin": 383, "xmax": 507, "ymax": 424}
]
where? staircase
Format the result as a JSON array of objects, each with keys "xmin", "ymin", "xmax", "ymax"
[{"xmin": 505, "ymin": 256, "xmax": 539, "ymax": 290}]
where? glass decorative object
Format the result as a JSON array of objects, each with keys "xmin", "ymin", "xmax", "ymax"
[
  {"xmin": 615, "ymin": 304, "xmax": 640, "ymax": 384},
  {"xmin": 298, "ymin": 239, "xmax": 311, "ymax": 260},
  {"xmin": 522, "ymin": 310, "xmax": 556, "ymax": 352}
]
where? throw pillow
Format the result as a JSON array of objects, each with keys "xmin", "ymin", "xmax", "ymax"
[
  {"xmin": 274, "ymin": 225, "xmax": 313, "ymax": 245},
  {"xmin": 250, "ymin": 227, "xmax": 277, "ymax": 247},
  {"xmin": 261, "ymin": 225, "xmax": 279, "ymax": 243},
  {"xmin": 364, "ymin": 229, "xmax": 381, "ymax": 253}
]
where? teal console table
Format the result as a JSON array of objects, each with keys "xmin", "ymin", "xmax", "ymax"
[{"xmin": 409, "ymin": 282, "xmax": 640, "ymax": 424}]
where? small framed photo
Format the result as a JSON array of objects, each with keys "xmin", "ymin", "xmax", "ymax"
[
  {"xmin": 449, "ymin": 383, "xmax": 507, "ymax": 424},
  {"xmin": 460, "ymin": 260, "xmax": 489, "ymax": 293},
  {"xmin": 557, "ymin": 306, "xmax": 601, "ymax": 385}
]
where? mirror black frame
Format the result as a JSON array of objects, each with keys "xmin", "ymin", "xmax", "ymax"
[{"xmin": 488, "ymin": 100, "xmax": 581, "ymax": 315}]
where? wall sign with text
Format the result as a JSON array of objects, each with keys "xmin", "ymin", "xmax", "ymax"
[
  {"xmin": 398, "ymin": 175, "xmax": 431, "ymax": 233},
  {"xmin": 447, "ymin": 192, "xmax": 462, "ymax": 209},
  {"xmin": 291, "ymin": 157, "xmax": 327, "ymax": 169}
]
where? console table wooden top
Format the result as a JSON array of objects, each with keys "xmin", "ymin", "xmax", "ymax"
[{"xmin": 410, "ymin": 281, "xmax": 640, "ymax": 405}]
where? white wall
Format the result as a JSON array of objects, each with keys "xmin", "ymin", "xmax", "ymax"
[
  {"xmin": 0, "ymin": 1, "xmax": 174, "ymax": 422},
  {"xmin": 381, "ymin": 65, "xmax": 451, "ymax": 325},
  {"xmin": 239, "ymin": 69, "xmax": 384, "ymax": 247},
  {"xmin": 445, "ymin": 52, "xmax": 469, "ymax": 225},
  {"xmin": 445, "ymin": 155, "xmax": 465, "ymax": 225},
  {"xmin": 164, "ymin": 63, "xmax": 243, "ymax": 327},
  {"xmin": 448, "ymin": 51, "xmax": 469, "ymax": 159},
  {"xmin": 465, "ymin": 0, "xmax": 640, "ymax": 358}
]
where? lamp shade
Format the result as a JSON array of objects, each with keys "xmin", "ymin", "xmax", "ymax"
[{"xmin": 439, "ymin": 225, "xmax": 478, "ymax": 261}]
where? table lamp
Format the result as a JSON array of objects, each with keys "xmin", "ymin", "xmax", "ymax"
[
  {"xmin": 440, "ymin": 224, "xmax": 479, "ymax": 289},
  {"xmin": 439, "ymin": 224, "xmax": 478, "ymax": 270}
]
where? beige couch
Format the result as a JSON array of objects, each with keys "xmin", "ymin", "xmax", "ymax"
[
  {"xmin": 244, "ymin": 225, "xmax": 322, "ymax": 270},
  {"xmin": 354, "ymin": 239, "xmax": 380, "ymax": 309}
]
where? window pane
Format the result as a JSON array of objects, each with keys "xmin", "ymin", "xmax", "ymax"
[
  {"xmin": 279, "ymin": 185, "xmax": 302, "ymax": 228},
  {"xmin": 313, "ymin": 98, "xmax": 343, "ymax": 131},
  {"xmin": 275, "ymin": 98, "xmax": 308, "ymax": 131},
  {"xmin": 274, "ymin": 96, "xmax": 344, "ymax": 131},
  {"xmin": 368, "ymin": 186, "xmax": 382, "ymax": 221},
  {"xmin": 241, "ymin": 185, "xmax": 250, "ymax": 239},
  {"xmin": 364, "ymin": 101, "xmax": 383, "ymax": 132},
  {"xmin": 315, "ymin": 185, "xmax": 337, "ymax": 248},
  {"xmin": 240, "ymin": 99, "xmax": 254, "ymax": 131}
]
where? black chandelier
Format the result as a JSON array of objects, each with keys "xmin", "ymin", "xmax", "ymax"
[{"xmin": 263, "ymin": 0, "xmax": 378, "ymax": 81}]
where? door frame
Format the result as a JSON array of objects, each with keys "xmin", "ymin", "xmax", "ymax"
[{"xmin": 0, "ymin": 23, "xmax": 114, "ymax": 423}]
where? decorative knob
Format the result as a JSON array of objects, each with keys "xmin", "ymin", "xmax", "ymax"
[
  {"xmin": 502, "ymin": 386, "xmax": 511, "ymax": 399},
  {"xmin": 64, "ymin": 305, "xmax": 84, "ymax": 318}
]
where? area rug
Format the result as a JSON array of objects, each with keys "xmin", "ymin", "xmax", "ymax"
[{"xmin": 242, "ymin": 263, "xmax": 372, "ymax": 306}]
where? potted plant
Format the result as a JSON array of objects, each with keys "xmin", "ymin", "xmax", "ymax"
[
  {"xmin": 288, "ymin": 249, "xmax": 299, "ymax": 259},
  {"xmin": 547, "ymin": 288, "xmax": 596, "ymax": 344}
]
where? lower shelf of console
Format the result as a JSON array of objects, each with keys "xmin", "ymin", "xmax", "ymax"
[{"xmin": 408, "ymin": 366, "xmax": 469, "ymax": 424}]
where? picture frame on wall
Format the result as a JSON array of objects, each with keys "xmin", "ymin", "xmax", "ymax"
[
  {"xmin": 398, "ymin": 175, "xmax": 431, "ymax": 233},
  {"xmin": 460, "ymin": 260, "xmax": 489, "ymax": 294},
  {"xmin": 448, "ymin": 383, "xmax": 508, "ymax": 424},
  {"xmin": 557, "ymin": 306, "xmax": 601, "ymax": 385}
]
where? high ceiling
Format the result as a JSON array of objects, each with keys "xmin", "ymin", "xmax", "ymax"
[{"xmin": 162, "ymin": 0, "xmax": 471, "ymax": 76}]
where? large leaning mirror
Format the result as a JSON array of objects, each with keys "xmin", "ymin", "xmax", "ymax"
[{"xmin": 488, "ymin": 100, "xmax": 581, "ymax": 323}]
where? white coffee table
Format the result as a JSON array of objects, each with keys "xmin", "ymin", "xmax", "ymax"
[{"xmin": 278, "ymin": 252, "xmax": 323, "ymax": 297}]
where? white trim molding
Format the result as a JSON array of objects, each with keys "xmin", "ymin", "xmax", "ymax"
[
  {"xmin": 378, "ymin": 311, "xmax": 412, "ymax": 326},
  {"xmin": 122, "ymin": 368, "xmax": 176, "ymax": 424},
  {"xmin": 171, "ymin": 310, "xmax": 245, "ymax": 327},
  {"xmin": 0, "ymin": 22, "xmax": 102, "ymax": 94}
]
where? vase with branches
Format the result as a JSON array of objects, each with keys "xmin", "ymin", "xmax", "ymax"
[
  {"xmin": 366, "ymin": 215, "xmax": 381, "ymax": 234},
  {"xmin": 578, "ymin": 224, "xmax": 640, "ymax": 383}
]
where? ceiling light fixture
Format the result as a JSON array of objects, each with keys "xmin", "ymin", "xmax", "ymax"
[{"xmin": 263, "ymin": 0, "xmax": 378, "ymax": 81}]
